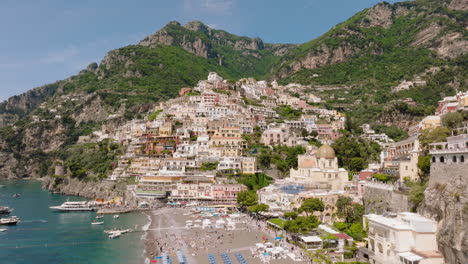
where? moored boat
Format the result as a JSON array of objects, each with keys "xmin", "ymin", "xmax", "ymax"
[
  {"xmin": 50, "ymin": 201, "xmax": 95, "ymax": 212},
  {"xmin": 0, "ymin": 228, "xmax": 6, "ymax": 232},
  {"xmin": 0, "ymin": 216, "xmax": 20, "ymax": 225},
  {"xmin": 113, "ymin": 214, "xmax": 119, "ymax": 219},
  {"xmin": 91, "ymin": 221, "xmax": 104, "ymax": 225},
  {"xmin": 0, "ymin": 207, "xmax": 11, "ymax": 215}
]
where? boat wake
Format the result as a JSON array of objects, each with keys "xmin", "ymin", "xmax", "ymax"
[{"xmin": 20, "ymin": 220, "xmax": 47, "ymax": 223}]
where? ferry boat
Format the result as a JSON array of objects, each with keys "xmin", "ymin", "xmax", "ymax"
[
  {"xmin": 0, "ymin": 207, "xmax": 11, "ymax": 215},
  {"xmin": 49, "ymin": 201, "xmax": 95, "ymax": 212},
  {"xmin": 0, "ymin": 216, "xmax": 20, "ymax": 225}
]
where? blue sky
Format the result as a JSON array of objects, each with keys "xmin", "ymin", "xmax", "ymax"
[{"xmin": 0, "ymin": 0, "xmax": 404, "ymax": 101}]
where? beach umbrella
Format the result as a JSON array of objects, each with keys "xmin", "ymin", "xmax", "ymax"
[
  {"xmin": 274, "ymin": 237, "xmax": 282, "ymax": 240},
  {"xmin": 151, "ymin": 260, "xmax": 157, "ymax": 263}
]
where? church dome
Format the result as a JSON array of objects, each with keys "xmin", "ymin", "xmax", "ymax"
[{"xmin": 317, "ymin": 144, "xmax": 335, "ymax": 159}]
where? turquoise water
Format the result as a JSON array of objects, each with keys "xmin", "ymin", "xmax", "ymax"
[{"xmin": 0, "ymin": 180, "xmax": 148, "ymax": 264}]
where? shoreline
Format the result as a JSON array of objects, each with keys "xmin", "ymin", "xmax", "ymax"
[{"xmin": 142, "ymin": 211, "xmax": 154, "ymax": 264}]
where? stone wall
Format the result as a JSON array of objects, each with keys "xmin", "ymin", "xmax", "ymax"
[{"xmin": 363, "ymin": 183, "xmax": 411, "ymax": 214}]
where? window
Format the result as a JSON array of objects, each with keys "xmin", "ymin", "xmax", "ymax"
[
  {"xmin": 453, "ymin": 156, "xmax": 457, "ymax": 163},
  {"xmin": 377, "ymin": 243, "xmax": 383, "ymax": 253},
  {"xmin": 461, "ymin": 156, "xmax": 465, "ymax": 163},
  {"xmin": 440, "ymin": 156, "xmax": 445, "ymax": 163},
  {"xmin": 432, "ymin": 156, "xmax": 436, "ymax": 163}
]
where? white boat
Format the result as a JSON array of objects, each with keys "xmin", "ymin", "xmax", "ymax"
[
  {"xmin": 0, "ymin": 216, "xmax": 20, "ymax": 225},
  {"xmin": 109, "ymin": 232, "xmax": 121, "ymax": 239},
  {"xmin": 96, "ymin": 215, "xmax": 104, "ymax": 219},
  {"xmin": 91, "ymin": 221, "xmax": 104, "ymax": 225},
  {"xmin": 0, "ymin": 228, "xmax": 7, "ymax": 232},
  {"xmin": 50, "ymin": 201, "xmax": 95, "ymax": 212},
  {"xmin": 113, "ymin": 215, "xmax": 119, "ymax": 219}
]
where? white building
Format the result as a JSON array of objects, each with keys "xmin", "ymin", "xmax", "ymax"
[
  {"xmin": 288, "ymin": 145, "xmax": 349, "ymax": 190},
  {"xmin": 363, "ymin": 212, "xmax": 444, "ymax": 264}
]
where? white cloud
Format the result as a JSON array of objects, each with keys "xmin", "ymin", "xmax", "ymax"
[{"xmin": 43, "ymin": 46, "xmax": 79, "ymax": 64}]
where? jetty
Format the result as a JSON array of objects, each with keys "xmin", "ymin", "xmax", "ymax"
[{"xmin": 96, "ymin": 207, "xmax": 150, "ymax": 214}]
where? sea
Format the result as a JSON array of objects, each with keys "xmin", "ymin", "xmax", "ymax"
[{"xmin": 0, "ymin": 179, "xmax": 149, "ymax": 264}]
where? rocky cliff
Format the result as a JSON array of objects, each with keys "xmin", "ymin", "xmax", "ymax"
[
  {"xmin": 420, "ymin": 156, "xmax": 468, "ymax": 263},
  {"xmin": 276, "ymin": 0, "xmax": 467, "ymax": 80}
]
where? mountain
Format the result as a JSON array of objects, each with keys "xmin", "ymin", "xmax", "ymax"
[{"xmin": 0, "ymin": 0, "xmax": 467, "ymax": 179}]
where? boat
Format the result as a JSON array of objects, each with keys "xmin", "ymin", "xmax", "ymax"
[
  {"xmin": 104, "ymin": 229, "xmax": 131, "ymax": 234},
  {"xmin": 12, "ymin": 194, "xmax": 20, "ymax": 198},
  {"xmin": 0, "ymin": 185, "xmax": 5, "ymax": 188},
  {"xmin": 0, "ymin": 207, "xmax": 11, "ymax": 215},
  {"xmin": 49, "ymin": 201, "xmax": 95, "ymax": 212},
  {"xmin": 91, "ymin": 221, "xmax": 104, "ymax": 225},
  {"xmin": 109, "ymin": 232, "xmax": 121, "ymax": 239},
  {"xmin": 0, "ymin": 228, "xmax": 6, "ymax": 232},
  {"xmin": 96, "ymin": 215, "xmax": 104, "ymax": 219},
  {"xmin": 113, "ymin": 214, "xmax": 119, "ymax": 219},
  {"xmin": 0, "ymin": 216, "xmax": 20, "ymax": 225}
]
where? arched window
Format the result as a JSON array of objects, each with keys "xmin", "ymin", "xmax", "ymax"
[
  {"xmin": 461, "ymin": 156, "xmax": 465, "ymax": 163},
  {"xmin": 440, "ymin": 156, "xmax": 445, "ymax": 163},
  {"xmin": 453, "ymin": 156, "xmax": 457, "ymax": 163},
  {"xmin": 378, "ymin": 243, "xmax": 384, "ymax": 253},
  {"xmin": 432, "ymin": 157, "xmax": 436, "ymax": 163}
]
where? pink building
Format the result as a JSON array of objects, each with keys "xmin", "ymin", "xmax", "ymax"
[{"xmin": 211, "ymin": 184, "xmax": 247, "ymax": 201}]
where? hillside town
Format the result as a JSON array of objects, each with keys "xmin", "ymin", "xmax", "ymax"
[{"xmin": 58, "ymin": 72, "xmax": 468, "ymax": 264}]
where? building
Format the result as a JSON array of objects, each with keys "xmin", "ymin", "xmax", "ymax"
[
  {"xmin": 261, "ymin": 126, "xmax": 289, "ymax": 145},
  {"xmin": 383, "ymin": 136, "xmax": 420, "ymax": 181},
  {"xmin": 297, "ymin": 189, "xmax": 346, "ymax": 223},
  {"xmin": 429, "ymin": 127, "xmax": 468, "ymax": 186},
  {"xmin": 362, "ymin": 212, "xmax": 444, "ymax": 264},
  {"xmin": 289, "ymin": 145, "xmax": 349, "ymax": 190}
]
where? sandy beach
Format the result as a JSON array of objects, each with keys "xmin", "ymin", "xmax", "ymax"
[{"xmin": 142, "ymin": 207, "xmax": 307, "ymax": 264}]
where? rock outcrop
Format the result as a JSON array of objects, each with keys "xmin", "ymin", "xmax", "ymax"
[
  {"xmin": 43, "ymin": 177, "xmax": 124, "ymax": 200},
  {"xmin": 420, "ymin": 157, "xmax": 468, "ymax": 263},
  {"xmin": 360, "ymin": 3, "xmax": 395, "ymax": 29}
]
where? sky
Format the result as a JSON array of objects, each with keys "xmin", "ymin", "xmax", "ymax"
[{"xmin": 0, "ymin": 0, "xmax": 404, "ymax": 101}]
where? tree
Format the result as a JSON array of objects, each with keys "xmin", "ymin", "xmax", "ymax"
[
  {"xmin": 417, "ymin": 155, "xmax": 431, "ymax": 179},
  {"xmin": 237, "ymin": 173, "xmax": 272, "ymax": 191},
  {"xmin": 284, "ymin": 215, "xmax": 320, "ymax": 234},
  {"xmin": 419, "ymin": 127, "xmax": 450, "ymax": 153},
  {"xmin": 258, "ymin": 152, "xmax": 271, "ymax": 168},
  {"xmin": 237, "ymin": 190, "xmax": 258, "ymax": 207},
  {"xmin": 442, "ymin": 112, "xmax": 464, "ymax": 130},
  {"xmin": 248, "ymin": 203, "xmax": 269, "ymax": 213},
  {"xmin": 347, "ymin": 222, "xmax": 367, "ymax": 241},
  {"xmin": 283, "ymin": 211, "xmax": 298, "ymax": 220},
  {"xmin": 349, "ymin": 157, "xmax": 366, "ymax": 172},
  {"xmin": 299, "ymin": 198, "xmax": 325, "ymax": 216},
  {"xmin": 336, "ymin": 196, "xmax": 365, "ymax": 223},
  {"xmin": 332, "ymin": 136, "xmax": 380, "ymax": 170}
]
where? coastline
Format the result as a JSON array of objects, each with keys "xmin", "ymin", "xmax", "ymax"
[{"xmin": 142, "ymin": 210, "xmax": 159, "ymax": 264}]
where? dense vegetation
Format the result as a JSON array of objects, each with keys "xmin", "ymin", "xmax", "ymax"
[
  {"xmin": 60, "ymin": 139, "xmax": 123, "ymax": 181},
  {"xmin": 331, "ymin": 136, "xmax": 381, "ymax": 172}
]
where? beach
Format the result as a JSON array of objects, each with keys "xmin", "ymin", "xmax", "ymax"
[{"xmin": 142, "ymin": 207, "xmax": 307, "ymax": 264}]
